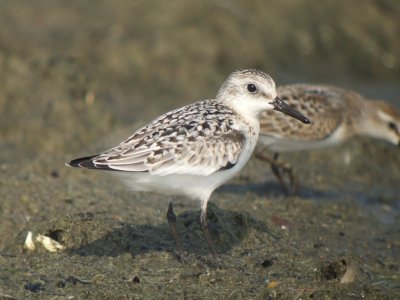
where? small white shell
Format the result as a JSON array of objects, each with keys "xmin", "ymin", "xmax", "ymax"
[
  {"xmin": 36, "ymin": 234, "xmax": 65, "ymax": 252},
  {"xmin": 23, "ymin": 231, "xmax": 36, "ymax": 251},
  {"xmin": 340, "ymin": 260, "xmax": 357, "ymax": 284}
]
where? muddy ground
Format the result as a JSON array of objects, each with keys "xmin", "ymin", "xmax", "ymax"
[{"xmin": 0, "ymin": 1, "xmax": 399, "ymax": 299}]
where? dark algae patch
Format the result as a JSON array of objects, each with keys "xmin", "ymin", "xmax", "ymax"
[{"xmin": 1, "ymin": 1, "xmax": 399, "ymax": 299}]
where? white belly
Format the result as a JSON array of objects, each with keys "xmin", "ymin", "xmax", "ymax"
[
  {"xmin": 115, "ymin": 131, "xmax": 258, "ymax": 202},
  {"xmin": 258, "ymin": 125, "xmax": 348, "ymax": 153}
]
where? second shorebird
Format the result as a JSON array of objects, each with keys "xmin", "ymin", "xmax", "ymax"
[
  {"xmin": 257, "ymin": 84, "xmax": 400, "ymax": 195},
  {"xmin": 66, "ymin": 69, "xmax": 310, "ymax": 264}
]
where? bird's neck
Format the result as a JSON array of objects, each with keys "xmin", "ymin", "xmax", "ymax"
[{"xmin": 349, "ymin": 99, "xmax": 379, "ymax": 138}]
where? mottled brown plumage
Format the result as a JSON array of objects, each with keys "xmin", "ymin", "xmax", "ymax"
[{"xmin": 257, "ymin": 84, "xmax": 400, "ymax": 194}]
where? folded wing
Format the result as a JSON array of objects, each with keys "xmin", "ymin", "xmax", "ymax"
[{"xmin": 68, "ymin": 100, "xmax": 245, "ymax": 176}]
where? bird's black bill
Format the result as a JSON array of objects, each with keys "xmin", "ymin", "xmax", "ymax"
[{"xmin": 271, "ymin": 97, "xmax": 311, "ymax": 124}]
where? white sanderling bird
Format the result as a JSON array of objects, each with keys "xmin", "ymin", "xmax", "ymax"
[
  {"xmin": 257, "ymin": 84, "xmax": 400, "ymax": 195},
  {"xmin": 66, "ymin": 69, "xmax": 310, "ymax": 264}
]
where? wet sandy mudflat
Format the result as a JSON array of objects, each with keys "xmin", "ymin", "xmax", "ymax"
[{"xmin": 1, "ymin": 1, "xmax": 399, "ymax": 299}]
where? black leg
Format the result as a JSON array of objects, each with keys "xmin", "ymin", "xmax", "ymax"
[
  {"xmin": 274, "ymin": 153, "xmax": 298, "ymax": 196},
  {"xmin": 255, "ymin": 149, "xmax": 298, "ymax": 196},
  {"xmin": 286, "ymin": 164, "xmax": 299, "ymax": 196},
  {"xmin": 167, "ymin": 201, "xmax": 184, "ymax": 260},
  {"xmin": 200, "ymin": 200, "xmax": 220, "ymax": 266},
  {"xmin": 270, "ymin": 153, "xmax": 290, "ymax": 195}
]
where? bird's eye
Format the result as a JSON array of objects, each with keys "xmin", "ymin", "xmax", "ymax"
[
  {"xmin": 247, "ymin": 84, "xmax": 257, "ymax": 93},
  {"xmin": 388, "ymin": 122, "xmax": 397, "ymax": 131}
]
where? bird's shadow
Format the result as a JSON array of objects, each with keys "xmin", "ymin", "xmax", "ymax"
[{"xmin": 58, "ymin": 203, "xmax": 277, "ymax": 259}]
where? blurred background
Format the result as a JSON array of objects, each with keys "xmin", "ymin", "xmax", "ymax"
[
  {"xmin": 1, "ymin": 1, "xmax": 399, "ymax": 298},
  {"xmin": 1, "ymin": 0, "xmax": 399, "ymax": 157}
]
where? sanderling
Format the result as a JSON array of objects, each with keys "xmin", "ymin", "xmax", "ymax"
[
  {"xmin": 66, "ymin": 69, "xmax": 310, "ymax": 264},
  {"xmin": 257, "ymin": 84, "xmax": 400, "ymax": 195}
]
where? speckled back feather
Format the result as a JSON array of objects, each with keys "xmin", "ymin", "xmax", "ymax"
[{"xmin": 72, "ymin": 99, "xmax": 247, "ymax": 176}]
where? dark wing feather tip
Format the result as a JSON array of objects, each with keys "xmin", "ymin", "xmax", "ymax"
[{"xmin": 67, "ymin": 155, "xmax": 99, "ymax": 168}]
